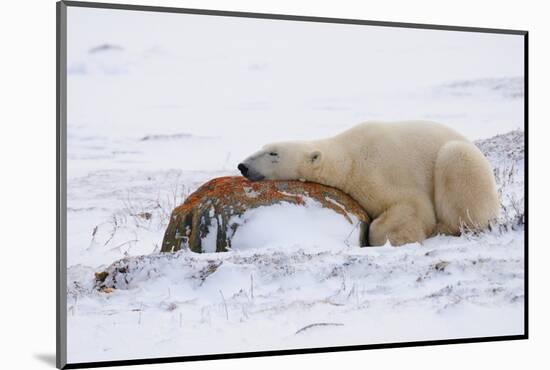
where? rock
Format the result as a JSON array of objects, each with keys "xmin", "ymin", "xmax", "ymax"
[
  {"xmin": 95, "ymin": 271, "xmax": 108, "ymax": 283},
  {"xmin": 433, "ymin": 260, "xmax": 450, "ymax": 272},
  {"xmin": 161, "ymin": 176, "xmax": 371, "ymax": 253}
]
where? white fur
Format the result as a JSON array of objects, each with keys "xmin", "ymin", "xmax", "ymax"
[{"xmin": 240, "ymin": 121, "xmax": 499, "ymax": 246}]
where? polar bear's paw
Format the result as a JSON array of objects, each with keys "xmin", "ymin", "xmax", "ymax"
[{"xmin": 368, "ymin": 202, "xmax": 434, "ymax": 246}]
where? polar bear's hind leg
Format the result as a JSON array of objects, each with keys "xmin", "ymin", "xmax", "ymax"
[{"xmin": 434, "ymin": 141, "xmax": 499, "ymax": 235}]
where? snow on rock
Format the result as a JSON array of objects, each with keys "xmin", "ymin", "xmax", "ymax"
[{"xmin": 227, "ymin": 201, "xmax": 363, "ymax": 251}]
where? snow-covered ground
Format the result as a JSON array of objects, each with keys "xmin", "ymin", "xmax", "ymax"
[{"xmin": 65, "ymin": 7, "xmax": 525, "ymax": 364}]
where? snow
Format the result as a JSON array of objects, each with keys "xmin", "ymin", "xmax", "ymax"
[
  {"xmin": 65, "ymin": 6, "xmax": 525, "ymax": 365},
  {"xmin": 228, "ymin": 200, "xmax": 362, "ymax": 251},
  {"xmin": 201, "ymin": 221, "xmax": 219, "ymax": 254}
]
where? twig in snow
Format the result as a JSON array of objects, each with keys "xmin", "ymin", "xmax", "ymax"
[
  {"xmin": 109, "ymin": 239, "xmax": 139, "ymax": 252},
  {"xmin": 103, "ymin": 215, "xmax": 119, "ymax": 247},
  {"xmin": 219, "ymin": 290, "xmax": 229, "ymax": 321},
  {"xmin": 250, "ymin": 274, "xmax": 254, "ymax": 300},
  {"xmin": 343, "ymin": 221, "xmax": 360, "ymax": 247},
  {"xmin": 137, "ymin": 303, "xmax": 143, "ymax": 325},
  {"xmin": 91, "ymin": 225, "xmax": 98, "ymax": 241},
  {"xmin": 347, "ymin": 283, "xmax": 356, "ymax": 301},
  {"xmin": 295, "ymin": 322, "xmax": 344, "ymax": 335}
]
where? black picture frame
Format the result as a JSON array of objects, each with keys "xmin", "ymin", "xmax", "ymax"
[{"xmin": 56, "ymin": 1, "xmax": 528, "ymax": 368}]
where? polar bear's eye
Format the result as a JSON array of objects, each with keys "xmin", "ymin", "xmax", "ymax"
[{"xmin": 269, "ymin": 152, "xmax": 278, "ymax": 156}]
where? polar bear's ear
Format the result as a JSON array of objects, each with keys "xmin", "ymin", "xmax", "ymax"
[{"xmin": 309, "ymin": 150, "xmax": 322, "ymax": 167}]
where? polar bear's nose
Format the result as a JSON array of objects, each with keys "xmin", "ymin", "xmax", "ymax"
[{"xmin": 238, "ymin": 163, "xmax": 249, "ymax": 176}]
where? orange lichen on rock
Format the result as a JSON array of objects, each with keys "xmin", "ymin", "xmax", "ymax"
[{"xmin": 161, "ymin": 176, "xmax": 370, "ymax": 253}]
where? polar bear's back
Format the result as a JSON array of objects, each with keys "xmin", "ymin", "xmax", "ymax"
[
  {"xmin": 335, "ymin": 121, "xmax": 467, "ymax": 167},
  {"xmin": 328, "ymin": 121, "xmax": 470, "ymax": 213},
  {"xmin": 337, "ymin": 120, "xmax": 467, "ymax": 149}
]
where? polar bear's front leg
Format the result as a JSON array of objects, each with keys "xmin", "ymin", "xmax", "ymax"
[{"xmin": 368, "ymin": 201, "xmax": 436, "ymax": 246}]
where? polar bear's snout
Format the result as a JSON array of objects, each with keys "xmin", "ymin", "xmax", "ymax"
[
  {"xmin": 238, "ymin": 162, "xmax": 265, "ymax": 181},
  {"xmin": 238, "ymin": 163, "xmax": 249, "ymax": 176}
]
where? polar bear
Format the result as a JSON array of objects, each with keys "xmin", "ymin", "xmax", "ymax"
[{"xmin": 238, "ymin": 121, "xmax": 499, "ymax": 246}]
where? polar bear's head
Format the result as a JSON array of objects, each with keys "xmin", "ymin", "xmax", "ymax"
[{"xmin": 238, "ymin": 141, "xmax": 323, "ymax": 181}]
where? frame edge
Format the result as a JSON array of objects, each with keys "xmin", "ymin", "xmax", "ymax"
[
  {"xmin": 57, "ymin": 1, "xmax": 68, "ymax": 369},
  {"xmin": 523, "ymin": 32, "xmax": 530, "ymax": 339},
  {"xmin": 62, "ymin": 0, "xmax": 527, "ymax": 35}
]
